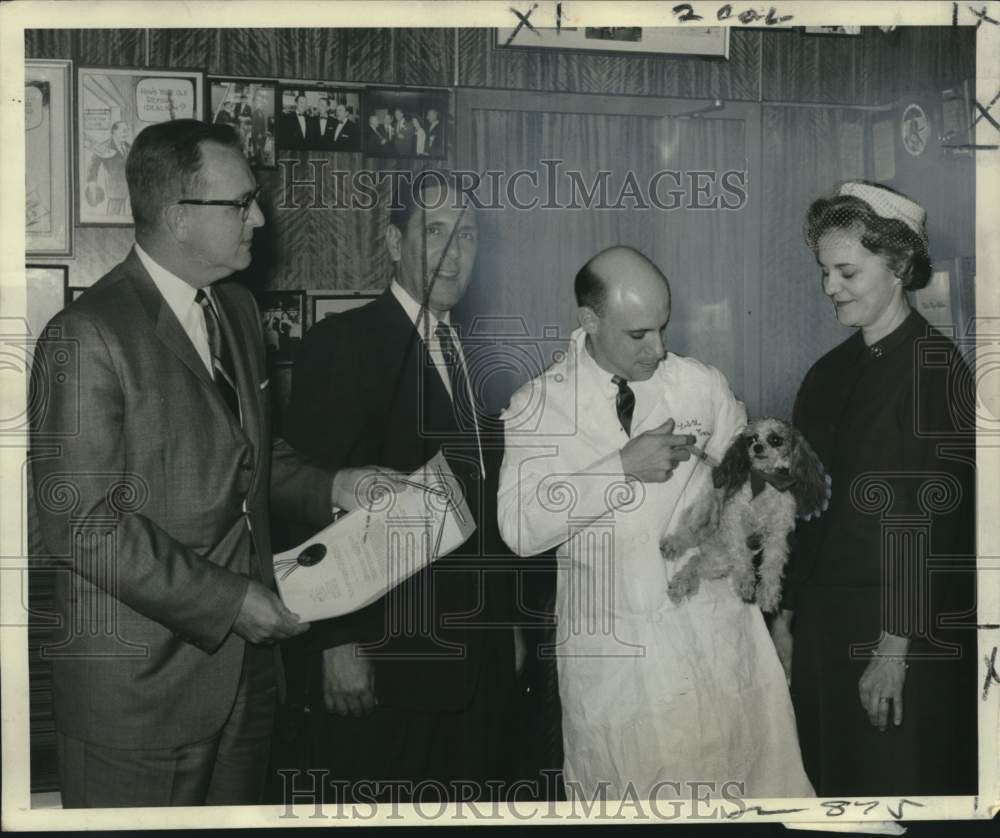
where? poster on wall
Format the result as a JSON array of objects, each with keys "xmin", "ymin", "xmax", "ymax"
[
  {"xmin": 495, "ymin": 25, "xmax": 730, "ymax": 57},
  {"xmin": 207, "ymin": 76, "xmax": 277, "ymax": 169},
  {"xmin": 25, "ymin": 59, "xmax": 73, "ymax": 256},
  {"xmin": 77, "ymin": 66, "xmax": 204, "ymax": 226},
  {"xmin": 310, "ymin": 291, "xmax": 379, "ymax": 325},
  {"xmin": 25, "ymin": 264, "xmax": 68, "ymax": 340},
  {"xmin": 276, "ymin": 83, "xmax": 362, "ymax": 152},
  {"xmin": 363, "ymin": 87, "xmax": 449, "ymax": 159}
]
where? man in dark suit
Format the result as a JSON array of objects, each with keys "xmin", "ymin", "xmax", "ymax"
[
  {"xmin": 330, "ymin": 103, "xmax": 358, "ymax": 151},
  {"xmin": 366, "ymin": 114, "xmax": 389, "ymax": 150},
  {"xmin": 29, "ymin": 120, "xmax": 391, "ymax": 808},
  {"xmin": 284, "ymin": 171, "xmax": 517, "ymax": 803},
  {"xmin": 280, "ymin": 94, "xmax": 314, "ymax": 150},
  {"xmin": 424, "ymin": 108, "xmax": 443, "ymax": 157}
]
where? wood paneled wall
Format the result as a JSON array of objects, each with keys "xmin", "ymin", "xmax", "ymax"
[{"xmin": 26, "ymin": 26, "xmax": 975, "ymax": 294}]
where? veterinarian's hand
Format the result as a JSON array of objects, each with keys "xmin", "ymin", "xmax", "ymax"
[
  {"xmin": 858, "ymin": 634, "xmax": 909, "ymax": 731},
  {"xmin": 331, "ymin": 466, "xmax": 406, "ymax": 512},
  {"xmin": 322, "ymin": 643, "xmax": 376, "ymax": 717},
  {"xmin": 769, "ymin": 610, "xmax": 794, "ymax": 686},
  {"xmin": 620, "ymin": 418, "xmax": 696, "ymax": 483}
]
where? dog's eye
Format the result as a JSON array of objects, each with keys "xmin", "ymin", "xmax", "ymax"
[{"xmin": 767, "ymin": 434, "xmax": 784, "ymax": 447}]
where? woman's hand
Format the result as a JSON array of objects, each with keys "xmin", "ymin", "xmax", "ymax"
[
  {"xmin": 769, "ymin": 609, "xmax": 794, "ymax": 686},
  {"xmin": 858, "ymin": 633, "xmax": 909, "ymax": 731}
]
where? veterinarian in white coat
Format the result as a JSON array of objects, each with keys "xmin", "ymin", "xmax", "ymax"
[{"xmin": 498, "ymin": 247, "xmax": 813, "ymax": 802}]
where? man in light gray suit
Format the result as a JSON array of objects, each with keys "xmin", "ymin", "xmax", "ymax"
[{"xmin": 29, "ymin": 119, "xmax": 391, "ymax": 808}]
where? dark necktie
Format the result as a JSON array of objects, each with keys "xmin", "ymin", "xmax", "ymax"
[
  {"xmin": 435, "ymin": 321, "xmax": 484, "ymax": 475},
  {"xmin": 195, "ymin": 289, "xmax": 241, "ymax": 421},
  {"xmin": 612, "ymin": 375, "xmax": 635, "ymax": 437}
]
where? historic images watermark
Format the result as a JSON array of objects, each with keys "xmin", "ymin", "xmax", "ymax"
[{"xmin": 274, "ymin": 162, "xmax": 749, "ymax": 212}]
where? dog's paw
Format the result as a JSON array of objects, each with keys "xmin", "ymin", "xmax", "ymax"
[
  {"xmin": 660, "ymin": 537, "xmax": 682, "ymax": 561},
  {"xmin": 668, "ymin": 564, "xmax": 700, "ymax": 603},
  {"xmin": 756, "ymin": 584, "xmax": 781, "ymax": 614},
  {"xmin": 733, "ymin": 571, "xmax": 757, "ymax": 603}
]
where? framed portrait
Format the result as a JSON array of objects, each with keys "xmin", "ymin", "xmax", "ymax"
[
  {"xmin": 276, "ymin": 83, "xmax": 362, "ymax": 153},
  {"xmin": 495, "ymin": 26, "xmax": 730, "ymax": 58},
  {"xmin": 310, "ymin": 291, "xmax": 379, "ymax": 325},
  {"xmin": 25, "ymin": 59, "xmax": 73, "ymax": 256},
  {"xmin": 65, "ymin": 285, "xmax": 88, "ymax": 305},
  {"xmin": 207, "ymin": 76, "xmax": 277, "ymax": 169},
  {"xmin": 363, "ymin": 87, "xmax": 448, "ymax": 159},
  {"xmin": 25, "ymin": 264, "xmax": 68, "ymax": 339},
  {"xmin": 257, "ymin": 290, "xmax": 305, "ymax": 365},
  {"xmin": 77, "ymin": 66, "xmax": 204, "ymax": 226},
  {"xmin": 803, "ymin": 26, "xmax": 862, "ymax": 36}
]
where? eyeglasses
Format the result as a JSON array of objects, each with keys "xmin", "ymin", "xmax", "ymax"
[{"xmin": 177, "ymin": 186, "xmax": 261, "ymax": 223}]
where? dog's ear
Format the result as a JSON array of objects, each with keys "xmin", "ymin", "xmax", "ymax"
[
  {"xmin": 713, "ymin": 430, "xmax": 751, "ymax": 497},
  {"xmin": 790, "ymin": 430, "xmax": 831, "ymax": 520}
]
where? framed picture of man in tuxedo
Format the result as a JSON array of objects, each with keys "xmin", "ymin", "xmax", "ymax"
[
  {"xmin": 77, "ymin": 65, "xmax": 204, "ymax": 226},
  {"xmin": 256, "ymin": 289, "xmax": 305, "ymax": 366},
  {"xmin": 363, "ymin": 87, "xmax": 449, "ymax": 160},
  {"xmin": 206, "ymin": 76, "xmax": 277, "ymax": 169},
  {"xmin": 276, "ymin": 83, "xmax": 362, "ymax": 153}
]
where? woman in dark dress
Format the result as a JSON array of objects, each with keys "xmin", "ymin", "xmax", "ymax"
[{"xmin": 770, "ymin": 181, "xmax": 978, "ymax": 797}]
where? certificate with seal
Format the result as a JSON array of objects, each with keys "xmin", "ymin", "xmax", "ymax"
[{"xmin": 273, "ymin": 451, "xmax": 475, "ymax": 622}]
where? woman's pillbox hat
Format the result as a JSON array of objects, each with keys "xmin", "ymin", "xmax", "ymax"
[{"xmin": 839, "ymin": 181, "xmax": 928, "ymax": 243}]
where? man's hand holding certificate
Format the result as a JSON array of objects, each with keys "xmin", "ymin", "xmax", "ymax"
[{"xmin": 274, "ymin": 452, "xmax": 475, "ymax": 622}]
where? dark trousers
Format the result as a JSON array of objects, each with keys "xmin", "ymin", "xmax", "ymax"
[
  {"xmin": 57, "ymin": 643, "xmax": 277, "ymax": 808},
  {"xmin": 302, "ymin": 633, "xmax": 516, "ymax": 804}
]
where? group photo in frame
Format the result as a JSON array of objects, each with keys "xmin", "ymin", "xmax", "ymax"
[
  {"xmin": 77, "ymin": 65, "xmax": 204, "ymax": 226},
  {"xmin": 310, "ymin": 291, "xmax": 379, "ymax": 325},
  {"xmin": 276, "ymin": 83, "xmax": 362, "ymax": 152},
  {"xmin": 25, "ymin": 59, "xmax": 72, "ymax": 256},
  {"xmin": 363, "ymin": 87, "xmax": 448, "ymax": 159},
  {"xmin": 256, "ymin": 290, "xmax": 305, "ymax": 365},
  {"xmin": 207, "ymin": 76, "xmax": 278, "ymax": 169}
]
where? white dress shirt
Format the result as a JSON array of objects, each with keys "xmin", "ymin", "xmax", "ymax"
[
  {"xmin": 135, "ymin": 243, "xmax": 216, "ymax": 378},
  {"xmin": 390, "ymin": 280, "xmax": 484, "ymax": 477}
]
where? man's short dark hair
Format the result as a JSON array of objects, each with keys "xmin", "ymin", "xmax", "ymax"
[
  {"xmin": 126, "ymin": 119, "xmax": 242, "ymax": 233},
  {"xmin": 389, "ymin": 169, "xmax": 465, "ymax": 232},
  {"xmin": 575, "ymin": 261, "xmax": 607, "ymax": 314}
]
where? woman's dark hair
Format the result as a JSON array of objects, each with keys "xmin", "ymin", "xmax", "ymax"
[{"xmin": 804, "ymin": 185, "xmax": 932, "ymax": 290}]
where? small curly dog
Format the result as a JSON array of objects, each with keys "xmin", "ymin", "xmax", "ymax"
[{"xmin": 660, "ymin": 418, "xmax": 830, "ymax": 612}]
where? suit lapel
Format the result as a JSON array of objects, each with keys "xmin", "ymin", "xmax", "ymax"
[
  {"xmin": 214, "ymin": 282, "xmax": 259, "ymax": 447},
  {"xmin": 127, "ymin": 249, "xmax": 214, "ymax": 390}
]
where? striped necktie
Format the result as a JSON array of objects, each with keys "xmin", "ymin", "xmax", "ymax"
[
  {"xmin": 612, "ymin": 375, "xmax": 635, "ymax": 437},
  {"xmin": 195, "ymin": 289, "xmax": 241, "ymax": 421},
  {"xmin": 435, "ymin": 321, "xmax": 484, "ymax": 476}
]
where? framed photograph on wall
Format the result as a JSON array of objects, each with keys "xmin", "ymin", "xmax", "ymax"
[
  {"xmin": 310, "ymin": 291, "xmax": 379, "ymax": 325},
  {"xmin": 207, "ymin": 76, "xmax": 277, "ymax": 169},
  {"xmin": 257, "ymin": 290, "xmax": 305, "ymax": 365},
  {"xmin": 26, "ymin": 59, "xmax": 73, "ymax": 256},
  {"xmin": 276, "ymin": 83, "xmax": 362, "ymax": 152},
  {"xmin": 77, "ymin": 66, "xmax": 204, "ymax": 226},
  {"xmin": 495, "ymin": 26, "xmax": 730, "ymax": 58},
  {"xmin": 26, "ymin": 264, "xmax": 68, "ymax": 339},
  {"xmin": 363, "ymin": 87, "xmax": 448, "ymax": 159}
]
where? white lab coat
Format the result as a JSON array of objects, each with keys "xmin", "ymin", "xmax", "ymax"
[{"xmin": 498, "ymin": 328, "xmax": 813, "ymax": 801}]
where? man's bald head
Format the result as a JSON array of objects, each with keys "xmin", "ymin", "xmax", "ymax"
[
  {"xmin": 576, "ymin": 247, "xmax": 672, "ymax": 382},
  {"xmin": 575, "ymin": 246, "xmax": 670, "ymax": 316}
]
